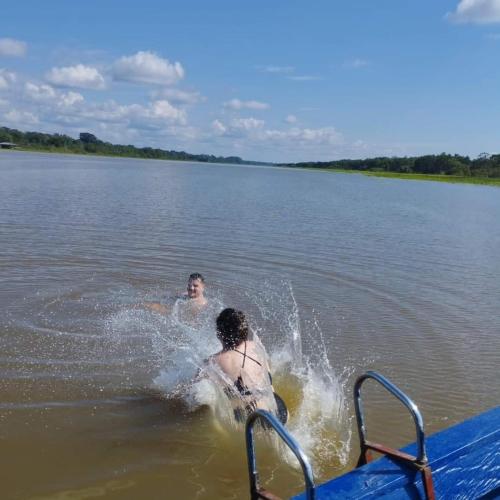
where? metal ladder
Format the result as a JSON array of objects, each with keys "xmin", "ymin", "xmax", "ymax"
[
  {"xmin": 245, "ymin": 370, "xmax": 435, "ymax": 500},
  {"xmin": 245, "ymin": 410, "xmax": 315, "ymax": 500},
  {"xmin": 354, "ymin": 371, "xmax": 435, "ymax": 499}
]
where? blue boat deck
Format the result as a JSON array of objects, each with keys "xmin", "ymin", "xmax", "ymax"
[{"xmin": 292, "ymin": 405, "xmax": 500, "ymax": 499}]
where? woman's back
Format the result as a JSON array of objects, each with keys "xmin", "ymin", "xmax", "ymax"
[
  {"xmin": 212, "ymin": 308, "xmax": 285, "ymax": 423},
  {"xmin": 215, "ymin": 341, "xmax": 269, "ymax": 389},
  {"xmin": 213, "ymin": 340, "xmax": 276, "ymax": 415}
]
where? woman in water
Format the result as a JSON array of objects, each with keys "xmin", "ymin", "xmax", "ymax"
[{"xmin": 211, "ymin": 308, "xmax": 288, "ymax": 425}]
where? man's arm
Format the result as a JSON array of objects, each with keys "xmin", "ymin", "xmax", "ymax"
[{"xmin": 142, "ymin": 302, "xmax": 170, "ymax": 315}]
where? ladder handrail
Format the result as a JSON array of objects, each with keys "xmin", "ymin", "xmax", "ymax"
[
  {"xmin": 245, "ymin": 410, "xmax": 315, "ymax": 500},
  {"xmin": 354, "ymin": 370, "xmax": 428, "ymax": 464}
]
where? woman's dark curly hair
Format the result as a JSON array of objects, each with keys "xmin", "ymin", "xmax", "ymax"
[{"xmin": 216, "ymin": 308, "xmax": 249, "ymax": 349}]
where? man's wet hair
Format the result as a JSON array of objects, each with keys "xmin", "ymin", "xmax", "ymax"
[
  {"xmin": 216, "ymin": 308, "xmax": 248, "ymax": 349},
  {"xmin": 189, "ymin": 273, "xmax": 205, "ymax": 283}
]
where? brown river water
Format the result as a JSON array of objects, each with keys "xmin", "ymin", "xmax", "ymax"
[{"xmin": 1, "ymin": 151, "xmax": 499, "ymax": 499}]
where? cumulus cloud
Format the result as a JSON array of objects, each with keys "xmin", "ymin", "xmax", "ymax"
[
  {"xmin": 46, "ymin": 64, "xmax": 106, "ymax": 90},
  {"xmin": 231, "ymin": 117, "xmax": 265, "ymax": 130},
  {"xmin": 211, "ymin": 116, "xmax": 342, "ymax": 147},
  {"xmin": 149, "ymin": 100, "xmax": 186, "ymax": 123},
  {"xmin": 0, "ymin": 69, "xmax": 16, "ymax": 90},
  {"xmin": 24, "ymin": 82, "xmax": 84, "ymax": 110},
  {"xmin": 11, "ymin": 75, "xmax": 186, "ymax": 140},
  {"xmin": 285, "ymin": 114, "xmax": 298, "ymax": 124},
  {"xmin": 74, "ymin": 99, "xmax": 186, "ymax": 128},
  {"xmin": 113, "ymin": 51, "xmax": 184, "ymax": 85},
  {"xmin": 24, "ymin": 82, "xmax": 56, "ymax": 101},
  {"xmin": 90, "ymin": 121, "xmax": 199, "ymax": 151},
  {"xmin": 4, "ymin": 109, "xmax": 39, "ymax": 125},
  {"xmin": 263, "ymin": 126, "xmax": 342, "ymax": 145},
  {"xmin": 0, "ymin": 38, "xmax": 27, "ymax": 57},
  {"xmin": 223, "ymin": 98, "xmax": 269, "ymax": 110},
  {"xmin": 446, "ymin": 0, "xmax": 500, "ymax": 24},
  {"xmin": 60, "ymin": 91, "xmax": 85, "ymax": 108},
  {"xmin": 153, "ymin": 87, "xmax": 203, "ymax": 105}
]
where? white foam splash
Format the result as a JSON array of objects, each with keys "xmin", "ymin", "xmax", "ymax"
[{"xmin": 105, "ymin": 280, "xmax": 352, "ymax": 472}]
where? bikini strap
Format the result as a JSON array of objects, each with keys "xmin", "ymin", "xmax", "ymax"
[{"xmin": 233, "ymin": 341, "xmax": 263, "ymax": 368}]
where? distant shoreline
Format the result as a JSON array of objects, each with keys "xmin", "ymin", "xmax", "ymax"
[
  {"xmin": 299, "ymin": 167, "xmax": 500, "ymax": 187},
  {"xmin": 0, "ymin": 146, "xmax": 272, "ymax": 167},
  {"xmin": 0, "ymin": 126, "xmax": 273, "ymax": 167},
  {"xmin": 3, "ymin": 148, "xmax": 499, "ymax": 187}
]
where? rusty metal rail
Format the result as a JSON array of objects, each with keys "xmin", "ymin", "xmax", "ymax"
[
  {"xmin": 354, "ymin": 371, "xmax": 435, "ymax": 500},
  {"xmin": 245, "ymin": 410, "xmax": 315, "ymax": 500}
]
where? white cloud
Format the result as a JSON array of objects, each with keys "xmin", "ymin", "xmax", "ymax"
[
  {"xmin": 205, "ymin": 118, "xmax": 351, "ymax": 162},
  {"xmin": 113, "ymin": 51, "xmax": 184, "ymax": 85},
  {"xmin": 0, "ymin": 69, "xmax": 16, "ymax": 90},
  {"xmin": 164, "ymin": 124, "xmax": 199, "ymax": 141},
  {"xmin": 24, "ymin": 82, "xmax": 84, "ymax": 110},
  {"xmin": 260, "ymin": 65, "xmax": 295, "ymax": 74},
  {"xmin": 446, "ymin": 0, "xmax": 500, "ymax": 24},
  {"xmin": 287, "ymin": 75, "xmax": 321, "ymax": 81},
  {"xmin": 153, "ymin": 87, "xmax": 203, "ymax": 105},
  {"xmin": 46, "ymin": 64, "xmax": 106, "ymax": 90},
  {"xmin": 211, "ymin": 117, "xmax": 341, "ymax": 147},
  {"xmin": 0, "ymin": 38, "xmax": 27, "ymax": 57},
  {"xmin": 149, "ymin": 100, "xmax": 186, "ymax": 123},
  {"xmin": 60, "ymin": 91, "xmax": 84, "ymax": 108},
  {"xmin": 24, "ymin": 82, "xmax": 57, "ymax": 101},
  {"xmin": 285, "ymin": 114, "xmax": 298, "ymax": 124},
  {"xmin": 89, "ymin": 121, "xmax": 199, "ymax": 151},
  {"xmin": 344, "ymin": 58, "xmax": 370, "ymax": 69},
  {"xmin": 76, "ymin": 99, "xmax": 186, "ymax": 127},
  {"xmin": 4, "ymin": 109, "xmax": 39, "ymax": 125},
  {"xmin": 231, "ymin": 117, "xmax": 265, "ymax": 130},
  {"xmin": 263, "ymin": 126, "xmax": 342, "ymax": 145},
  {"xmin": 223, "ymin": 98, "xmax": 269, "ymax": 110},
  {"xmin": 212, "ymin": 119, "xmax": 227, "ymax": 135}
]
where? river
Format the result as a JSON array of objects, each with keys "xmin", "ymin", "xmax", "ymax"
[{"xmin": 1, "ymin": 151, "xmax": 499, "ymax": 499}]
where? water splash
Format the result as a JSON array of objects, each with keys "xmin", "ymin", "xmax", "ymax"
[
  {"xmin": 104, "ymin": 280, "xmax": 352, "ymax": 473},
  {"xmin": 249, "ymin": 282, "xmax": 352, "ymax": 473}
]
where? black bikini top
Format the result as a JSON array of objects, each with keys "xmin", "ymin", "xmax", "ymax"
[
  {"xmin": 233, "ymin": 341, "xmax": 263, "ymax": 369},
  {"xmin": 224, "ymin": 342, "xmax": 272, "ymax": 398}
]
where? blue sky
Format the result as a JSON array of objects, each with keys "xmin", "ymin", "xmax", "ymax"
[{"xmin": 1, "ymin": 0, "xmax": 500, "ymax": 162}]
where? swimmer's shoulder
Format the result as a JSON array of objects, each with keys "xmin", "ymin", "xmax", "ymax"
[{"xmin": 163, "ymin": 292, "xmax": 188, "ymax": 303}]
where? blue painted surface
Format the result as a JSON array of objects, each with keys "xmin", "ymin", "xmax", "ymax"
[{"xmin": 292, "ymin": 406, "xmax": 500, "ymax": 499}]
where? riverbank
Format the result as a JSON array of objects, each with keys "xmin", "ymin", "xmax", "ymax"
[
  {"xmin": 0, "ymin": 126, "xmax": 270, "ymax": 166},
  {"xmin": 304, "ymin": 167, "xmax": 500, "ymax": 187},
  {"xmin": 363, "ymin": 170, "xmax": 500, "ymax": 186},
  {"xmin": 1, "ymin": 146, "xmax": 272, "ymax": 167},
  {"xmin": 4, "ymin": 147, "xmax": 499, "ymax": 187}
]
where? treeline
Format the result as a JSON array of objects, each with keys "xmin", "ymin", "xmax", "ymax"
[
  {"xmin": 0, "ymin": 127, "xmax": 264, "ymax": 165},
  {"xmin": 282, "ymin": 153, "xmax": 500, "ymax": 178}
]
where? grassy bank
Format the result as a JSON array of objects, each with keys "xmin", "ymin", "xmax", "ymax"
[
  {"xmin": 306, "ymin": 167, "xmax": 500, "ymax": 187},
  {"xmin": 363, "ymin": 170, "xmax": 500, "ymax": 186},
  {"xmin": 5, "ymin": 146, "xmax": 500, "ymax": 187}
]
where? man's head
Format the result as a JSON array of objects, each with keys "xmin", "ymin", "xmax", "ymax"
[
  {"xmin": 216, "ymin": 308, "xmax": 248, "ymax": 349},
  {"xmin": 187, "ymin": 273, "xmax": 205, "ymax": 299}
]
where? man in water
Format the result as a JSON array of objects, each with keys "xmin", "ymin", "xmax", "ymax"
[
  {"xmin": 210, "ymin": 308, "xmax": 288, "ymax": 425},
  {"xmin": 144, "ymin": 273, "xmax": 207, "ymax": 316}
]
